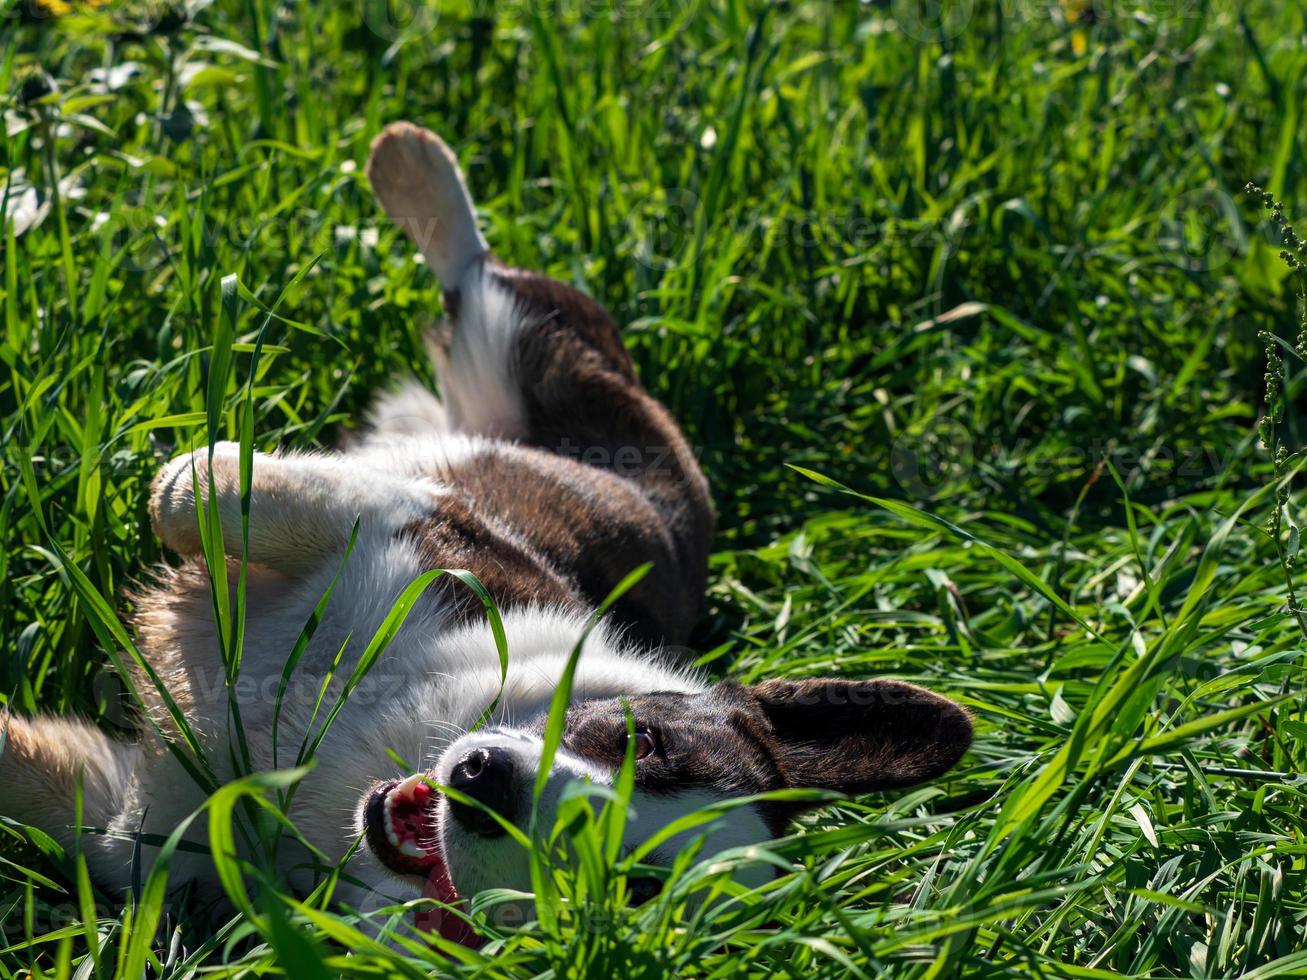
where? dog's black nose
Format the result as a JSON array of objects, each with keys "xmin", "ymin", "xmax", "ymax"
[{"xmin": 448, "ymin": 746, "xmax": 517, "ymax": 836}]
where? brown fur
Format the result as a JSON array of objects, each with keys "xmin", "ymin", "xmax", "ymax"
[
  {"xmin": 397, "ymin": 257, "xmax": 713, "ymax": 645},
  {"xmin": 0, "ymin": 122, "xmax": 974, "ymax": 910},
  {"xmin": 552, "ymin": 678, "xmax": 973, "ymax": 837},
  {"xmin": 0, "ymin": 711, "xmax": 137, "ymax": 848}
]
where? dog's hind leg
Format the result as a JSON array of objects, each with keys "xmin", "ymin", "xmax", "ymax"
[
  {"xmin": 366, "ymin": 123, "xmax": 525, "ymax": 439},
  {"xmin": 364, "ymin": 123, "xmax": 707, "ymax": 511},
  {"xmin": 365, "ymin": 121, "xmax": 487, "ymax": 284},
  {"xmin": 0, "ymin": 712, "xmax": 139, "ymax": 886},
  {"xmin": 367, "ymin": 122, "xmax": 713, "ymax": 634}
]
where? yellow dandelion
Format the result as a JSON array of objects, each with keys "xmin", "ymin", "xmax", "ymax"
[{"xmin": 34, "ymin": 0, "xmax": 107, "ymax": 14}]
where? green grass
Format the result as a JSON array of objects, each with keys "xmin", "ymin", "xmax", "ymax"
[{"xmin": 4, "ymin": 0, "xmax": 1307, "ymax": 975}]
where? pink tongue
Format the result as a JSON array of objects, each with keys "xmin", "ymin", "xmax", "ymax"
[{"xmin": 415, "ymin": 858, "xmax": 480, "ymax": 948}]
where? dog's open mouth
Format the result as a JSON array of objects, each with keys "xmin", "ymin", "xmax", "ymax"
[{"xmin": 363, "ymin": 774, "xmax": 479, "ymax": 948}]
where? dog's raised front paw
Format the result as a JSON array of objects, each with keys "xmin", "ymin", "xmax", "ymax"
[{"xmin": 149, "ymin": 442, "xmax": 240, "ymax": 555}]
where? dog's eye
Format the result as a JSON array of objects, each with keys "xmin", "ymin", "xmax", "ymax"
[{"xmin": 630, "ymin": 729, "xmax": 657, "ymax": 760}]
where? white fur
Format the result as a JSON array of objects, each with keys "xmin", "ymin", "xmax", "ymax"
[
  {"xmin": 65, "ymin": 515, "xmax": 711, "ymax": 905},
  {"xmin": 20, "ymin": 422, "xmax": 744, "ymax": 913},
  {"xmin": 365, "ymin": 122, "xmax": 488, "ymax": 283},
  {"xmin": 363, "ymin": 380, "xmax": 451, "ymax": 441},
  {"xmin": 625, "ymin": 788, "xmax": 772, "ymax": 873},
  {"xmin": 364, "ymin": 123, "xmax": 530, "ymax": 439},
  {"xmin": 431, "ymin": 728, "xmax": 771, "ymax": 902},
  {"xmin": 432, "ymin": 264, "xmax": 535, "ymax": 439},
  {"xmin": 149, "ymin": 435, "xmax": 511, "ymax": 575},
  {"xmin": 1, "ymin": 121, "xmax": 780, "ymax": 924},
  {"xmin": 362, "ymin": 272, "xmax": 536, "ymax": 443}
]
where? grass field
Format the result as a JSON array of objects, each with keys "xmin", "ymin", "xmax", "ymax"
[{"xmin": 4, "ymin": 0, "xmax": 1307, "ymax": 975}]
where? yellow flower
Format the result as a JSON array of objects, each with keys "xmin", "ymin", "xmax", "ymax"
[
  {"xmin": 34, "ymin": 0, "xmax": 106, "ymax": 14},
  {"xmin": 1063, "ymin": 0, "xmax": 1092, "ymax": 23}
]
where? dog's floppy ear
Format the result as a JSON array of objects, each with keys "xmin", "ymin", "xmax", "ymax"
[{"xmin": 748, "ymin": 678, "xmax": 972, "ymax": 794}]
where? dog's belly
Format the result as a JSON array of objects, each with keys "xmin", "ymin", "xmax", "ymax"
[
  {"xmin": 119, "ymin": 432, "xmax": 706, "ymax": 889},
  {"xmin": 131, "ymin": 444, "xmax": 688, "ymax": 754}
]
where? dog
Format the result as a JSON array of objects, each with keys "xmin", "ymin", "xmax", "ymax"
[{"xmin": 0, "ymin": 123, "xmax": 972, "ymax": 943}]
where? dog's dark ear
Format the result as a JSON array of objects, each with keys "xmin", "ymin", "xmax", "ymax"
[{"xmin": 748, "ymin": 679, "xmax": 972, "ymax": 794}]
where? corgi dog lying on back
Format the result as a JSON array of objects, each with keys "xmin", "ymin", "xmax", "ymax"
[{"xmin": 0, "ymin": 123, "xmax": 972, "ymax": 943}]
